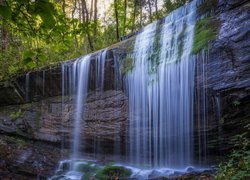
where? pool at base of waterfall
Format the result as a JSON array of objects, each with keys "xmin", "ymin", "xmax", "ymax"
[{"xmin": 50, "ymin": 159, "xmax": 215, "ymax": 180}]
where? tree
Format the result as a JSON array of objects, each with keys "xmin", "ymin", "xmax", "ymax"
[
  {"xmin": 114, "ymin": 0, "xmax": 120, "ymax": 41},
  {"xmin": 123, "ymin": 0, "xmax": 127, "ymax": 36}
]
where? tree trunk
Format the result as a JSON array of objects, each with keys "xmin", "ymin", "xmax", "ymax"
[
  {"xmin": 81, "ymin": 0, "xmax": 94, "ymax": 51},
  {"xmin": 72, "ymin": 0, "xmax": 77, "ymax": 18},
  {"xmin": 94, "ymin": 0, "xmax": 98, "ymax": 37},
  {"xmin": 90, "ymin": 0, "xmax": 94, "ymax": 20},
  {"xmin": 114, "ymin": 0, "xmax": 120, "ymax": 41},
  {"xmin": 148, "ymin": 0, "xmax": 152, "ymax": 22},
  {"xmin": 132, "ymin": 0, "xmax": 136, "ymax": 32},
  {"xmin": 155, "ymin": 0, "xmax": 158, "ymax": 18},
  {"xmin": 62, "ymin": 0, "xmax": 66, "ymax": 14},
  {"xmin": 0, "ymin": 0, "xmax": 7, "ymax": 51},
  {"xmin": 123, "ymin": 0, "xmax": 127, "ymax": 36},
  {"xmin": 140, "ymin": 1, "xmax": 142, "ymax": 27}
]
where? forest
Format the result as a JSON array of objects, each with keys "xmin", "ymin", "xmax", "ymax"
[{"xmin": 0, "ymin": 0, "xmax": 186, "ymax": 80}]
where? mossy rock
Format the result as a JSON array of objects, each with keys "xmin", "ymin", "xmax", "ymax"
[
  {"xmin": 10, "ymin": 109, "xmax": 24, "ymax": 121},
  {"xmin": 75, "ymin": 162, "xmax": 99, "ymax": 173},
  {"xmin": 95, "ymin": 165, "xmax": 132, "ymax": 180},
  {"xmin": 192, "ymin": 17, "xmax": 220, "ymax": 54}
]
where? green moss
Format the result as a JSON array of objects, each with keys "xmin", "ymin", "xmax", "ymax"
[
  {"xmin": 95, "ymin": 165, "xmax": 131, "ymax": 180},
  {"xmin": 20, "ymin": 103, "xmax": 33, "ymax": 110},
  {"xmin": 192, "ymin": 17, "xmax": 220, "ymax": 54},
  {"xmin": 233, "ymin": 100, "xmax": 241, "ymax": 107},
  {"xmin": 10, "ymin": 109, "xmax": 24, "ymax": 121},
  {"xmin": 148, "ymin": 24, "xmax": 162, "ymax": 75},
  {"xmin": 75, "ymin": 162, "xmax": 99, "ymax": 179},
  {"xmin": 177, "ymin": 24, "xmax": 187, "ymax": 61},
  {"xmin": 121, "ymin": 55, "xmax": 134, "ymax": 75},
  {"xmin": 3, "ymin": 135, "xmax": 27, "ymax": 147},
  {"xmin": 124, "ymin": 37, "xmax": 136, "ymax": 52}
]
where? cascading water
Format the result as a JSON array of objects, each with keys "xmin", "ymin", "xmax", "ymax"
[
  {"xmin": 52, "ymin": 0, "xmax": 211, "ymax": 179},
  {"xmin": 96, "ymin": 49, "xmax": 107, "ymax": 91},
  {"xmin": 93, "ymin": 49, "xmax": 107, "ymax": 158},
  {"xmin": 195, "ymin": 50, "xmax": 209, "ymax": 165},
  {"xmin": 25, "ymin": 72, "xmax": 30, "ymax": 102},
  {"xmin": 127, "ymin": 0, "xmax": 199, "ymax": 168},
  {"xmin": 71, "ymin": 56, "xmax": 91, "ymax": 162}
]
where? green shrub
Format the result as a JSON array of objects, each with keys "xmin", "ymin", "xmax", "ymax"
[{"xmin": 216, "ymin": 124, "xmax": 250, "ymax": 180}]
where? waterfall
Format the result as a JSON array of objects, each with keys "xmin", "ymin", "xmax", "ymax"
[
  {"xmin": 96, "ymin": 49, "xmax": 107, "ymax": 91},
  {"xmin": 42, "ymin": 70, "xmax": 45, "ymax": 96},
  {"xmin": 71, "ymin": 56, "xmax": 91, "ymax": 161},
  {"xmin": 195, "ymin": 50, "xmax": 209, "ymax": 165},
  {"xmin": 54, "ymin": 1, "xmax": 212, "ymax": 179},
  {"xmin": 126, "ymin": 0, "xmax": 199, "ymax": 168},
  {"xmin": 25, "ymin": 72, "xmax": 30, "ymax": 102},
  {"xmin": 93, "ymin": 49, "xmax": 107, "ymax": 158}
]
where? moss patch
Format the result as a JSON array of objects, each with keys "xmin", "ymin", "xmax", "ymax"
[
  {"xmin": 192, "ymin": 17, "xmax": 220, "ymax": 54},
  {"xmin": 177, "ymin": 24, "xmax": 187, "ymax": 61},
  {"xmin": 119, "ymin": 54, "xmax": 134, "ymax": 75},
  {"xmin": 148, "ymin": 23, "xmax": 162, "ymax": 75},
  {"xmin": 95, "ymin": 165, "xmax": 131, "ymax": 180},
  {"xmin": 10, "ymin": 109, "xmax": 24, "ymax": 121}
]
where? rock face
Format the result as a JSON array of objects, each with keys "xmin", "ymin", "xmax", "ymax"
[
  {"xmin": 0, "ymin": 0, "xmax": 249, "ymax": 179},
  {"xmin": 0, "ymin": 90, "xmax": 128, "ymax": 178},
  {"xmin": 193, "ymin": 0, "xmax": 250, "ymax": 162}
]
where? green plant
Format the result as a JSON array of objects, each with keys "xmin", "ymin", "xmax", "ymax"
[
  {"xmin": 10, "ymin": 109, "xmax": 24, "ymax": 120},
  {"xmin": 95, "ymin": 165, "xmax": 132, "ymax": 180},
  {"xmin": 233, "ymin": 100, "xmax": 241, "ymax": 107},
  {"xmin": 192, "ymin": 17, "xmax": 220, "ymax": 54},
  {"xmin": 216, "ymin": 124, "xmax": 250, "ymax": 180}
]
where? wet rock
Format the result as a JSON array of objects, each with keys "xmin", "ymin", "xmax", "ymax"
[
  {"xmin": 185, "ymin": 166, "xmax": 195, "ymax": 172},
  {"xmin": 148, "ymin": 170, "xmax": 164, "ymax": 179}
]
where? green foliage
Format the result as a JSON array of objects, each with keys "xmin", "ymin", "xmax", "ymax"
[
  {"xmin": 0, "ymin": 0, "xmax": 217, "ymax": 80},
  {"xmin": 95, "ymin": 165, "xmax": 132, "ymax": 180},
  {"xmin": 216, "ymin": 124, "xmax": 250, "ymax": 180},
  {"xmin": 0, "ymin": 2, "xmax": 12, "ymax": 19},
  {"xmin": 10, "ymin": 109, "xmax": 24, "ymax": 120},
  {"xmin": 233, "ymin": 100, "xmax": 241, "ymax": 107},
  {"xmin": 192, "ymin": 17, "xmax": 219, "ymax": 54},
  {"xmin": 163, "ymin": 0, "xmax": 189, "ymax": 14}
]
